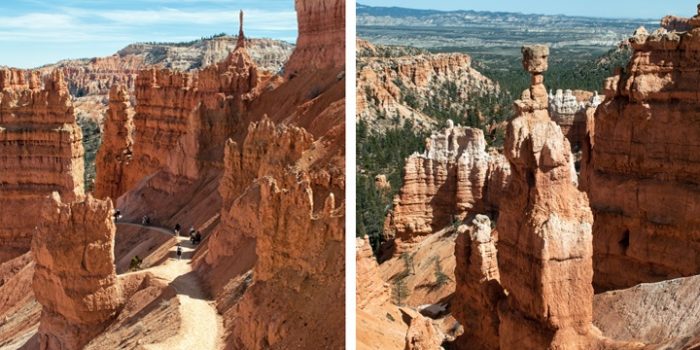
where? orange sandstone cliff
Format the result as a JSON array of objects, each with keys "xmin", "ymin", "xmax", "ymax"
[
  {"xmin": 0, "ymin": 69, "xmax": 84, "ymax": 262},
  {"xmin": 581, "ymin": 7, "xmax": 700, "ymax": 291}
]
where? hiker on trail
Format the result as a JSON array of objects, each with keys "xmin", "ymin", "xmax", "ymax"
[
  {"xmin": 176, "ymin": 244, "xmax": 183, "ymax": 261},
  {"xmin": 174, "ymin": 223, "xmax": 181, "ymax": 236},
  {"xmin": 142, "ymin": 215, "xmax": 150, "ymax": 225},
  {"xmin": 190, "ymin": 230, "xmax": 196, "ymax": 245},
  {"xmin": 113, "ymin": 209, "xmax": 121, "ymax": 221},
  {"xmin": 194, "ymin": 231, "xmax": 202, "ymax": 245}
]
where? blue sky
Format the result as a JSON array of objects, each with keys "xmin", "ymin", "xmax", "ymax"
[
  {"xmin": 0, "ymin": 0, "xmax": 297, "ymax": 69},
  {"xmin": 359, "ymin": 1, "xmax": 699, "ymax": 19}
]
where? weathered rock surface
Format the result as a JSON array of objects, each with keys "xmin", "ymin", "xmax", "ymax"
[
  {"xmin": 387, "ymin": 121, "xmax": 508, "ymax": 241},
  {"xmin": 594, "ymin": 275, "xmax": 700, "ymax": 349},
  {"xmin": 357, "ymin": 39, "xmax": 499, "ymax": 131},
  {"xmin": 32, "ymin": 194, "xmax": 123, "ymax": 350},
  {"xmin": 405, "ymin": 312, "xmax": 444, "ymax": 350},
  {"xmin": 0, "ymin": 69, "xmax": 84, "ymax": 262},
  {"xmin": 581, "ymin": 5, "xmax": 700, "ymax": 291},
  {"xmin": 497, "ymin": 45, "xmax": 597, "ymax": 349},
  {"xmin": 285, "ymin": 0, "xmax": 345, "ymax": 77},
  {"xmin": 117, "ymin": 23, "xmax": 262, "ymax": 197},
  {"xmin": 94, "ymin": 84, "xmax": 134, "ymax": 200},
  {"xmin": 453, "ymin": 215, "xmax": 503, "ymax": 350}
]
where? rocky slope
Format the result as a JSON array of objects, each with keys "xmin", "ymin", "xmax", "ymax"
[
  {"xmin": 357, "ymin": 39, "xmax": 499, "ymax": 131},
  {"xmin": 581, "ymin": 6, "xmax": 700, "ymax": 291},
  {"xmin": 0, "ymin": 69, "xmax": 84, "ymax": 263}
]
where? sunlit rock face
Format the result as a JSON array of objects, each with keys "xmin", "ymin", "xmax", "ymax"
[
  {"xmin": 581, "ymin": 6, "xmax": 700, "ymax": 291},
  {"xmin": 32, "ymin": 194, "xmax": 123, "ymax": 350},
  {"xmin": 0, "ymin": 69, "xmax": 84, "ymax": 263},
  {"xmin": 496, "ymin": 44, "xmax": 597, "ymax": 349}
]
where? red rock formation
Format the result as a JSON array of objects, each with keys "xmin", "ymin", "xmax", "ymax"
[
  {"xmin": 0, "ymin": 69, "xmax": 84, "ymax": 262},
  {"xmin": 357, "ymin": 39, "xmax": 499, "ymax": 131},
  {"xmin": 387, "ymin": 122, "xmax": 497, "ymax": 241},
  {"xmin": 94, "ymin": 84, "xmax": 134, "ymax": 200},
  {"xmin": 32, "ymin": 193, "xmax": 123, "ymax": 350},
  {"xmin": 453, "ymin": 215, "xmax": 503, "ymax": 350},
  {"xmin": 357, "ymin": 237, "xmax": 391, "ymax": 309},
  {"xmin": 581, "ymin": 6, "xmax": 700, "ymax": 290},
  {"xmin": 285, "ymin": 0, "xmax": 345, "ymax": 77},
  {"xmin": 117, "ymin": 20, "xmax": 261, "ymax": 196},
  {"xmin": 405, "ymin": 313, "xmax": 444, "ymax": 350},
  {"xmin": 496, "ymin": 45, "xmax": 597, "ymax": 349}
]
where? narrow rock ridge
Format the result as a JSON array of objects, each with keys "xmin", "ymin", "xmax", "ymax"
[
  {"xmin": 387, "ymin": 120, "xmax": 510, "ymax": 242},
  {"xmin": 496, "ymin": 45, "xmax": 597, "ymax": 349},
  {"xmin": 0, "ymin": 68, "xmax": 84, "ymax": 262},
  {"xmin": 32, "ymin": 193, "xmax": 123, "ymax": 350},
  {"xmin": 453, "ymin": 215, "xmax": 503, "ymax": 350},
  {"xmin": 581, "ymin": 4, "xmax": 700, "ymax": 291},
  {"xmin": 94, "ymin": 84, "xmax": 134, "ymax": 200}
]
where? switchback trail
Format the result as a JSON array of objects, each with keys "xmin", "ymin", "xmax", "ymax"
[{"xmin": 116, "ymin": 223, "xmax": 223, "ymax": 350}]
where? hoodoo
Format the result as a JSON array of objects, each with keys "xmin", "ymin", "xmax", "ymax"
[
  {"xmin": 582, "ymin": 4, "xmax": 700, "ymax": 291},
  {"xmin": 0, "ymin": 69, "xmax": 84, "ymax": 263},
  {"xmin": 495, "ymin": 45, "xmax": 596, "ymax": 349},
  {"xmin": 94, "ymin": 84, "xmax": 134, "ymax": 200},
  {"xmin": 32, "ymin": 194, "xmax": 123, "ymax": 350}
]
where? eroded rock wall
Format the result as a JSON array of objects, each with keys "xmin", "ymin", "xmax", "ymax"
[
  {"xmin": 357, "ymin": 39, "xmax": 500, "ymax": 132},
  {"xmin": 285, "ymin": 0, "xmax": 345, "ymax": 77},
  {"xmin": 581, "ymin": 9, "xmax": 700, "ymax": 290},
  {"xmin": 0, "ymin": 69, "xmax": 84, "ymax": 262},
  {"xmin": 388, "ymin": 122, "xmax": 508, "ymax": 242},
  {"xmin": 117, "ymin": 28, "xmax": 261, "ymax": 196},
  {"xmin": 32, "ymin": 194, "xmax": 123, "ymax": 350}
]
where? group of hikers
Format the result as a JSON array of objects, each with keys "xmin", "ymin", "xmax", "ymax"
[
  {"xmin": 173, "ymin": 224, "xmax": 202, "ymax": 244},
  {"xmin": 112, "ymin": 209, "xmax": 205, "ymax": 262}
]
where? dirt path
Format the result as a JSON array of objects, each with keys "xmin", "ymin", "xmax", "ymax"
[{"xmin": 116, "ymin": 223, "xmax": 223, "ymax": 350}]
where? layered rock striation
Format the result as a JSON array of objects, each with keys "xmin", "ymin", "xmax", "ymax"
[
  {"xmin": 94, "ymin": 84, "xmax": 134, "ymax": 200},
  {"xmin": 115, "ymin": 16, "xmax": 262, "ymax": 196},
  {"xmin": 387, "ymin": 121, "xmax": 510, "ymax": 242},
  {"xmin": 0, "ymin": 69, "xmax": 84, "ymax": 262},
  {"xmin": 581, "ymin": 6, "xmax": 700, "ymax": 290},
  {"xmin": 496, "ymin": 45, "xmax": 597, "ymax": 349},
  {"xmin": 32, "ymin": 194, "xmax": 123, "ymax": 350},
  {"xmin": 285, "ymin": 0, "xmax": 345, "ymax": 77}
]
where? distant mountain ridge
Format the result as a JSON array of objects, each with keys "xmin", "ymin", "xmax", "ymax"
[{"xmin": 357, "ymin": 3, "xmax": 656, "ymax": 28}]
